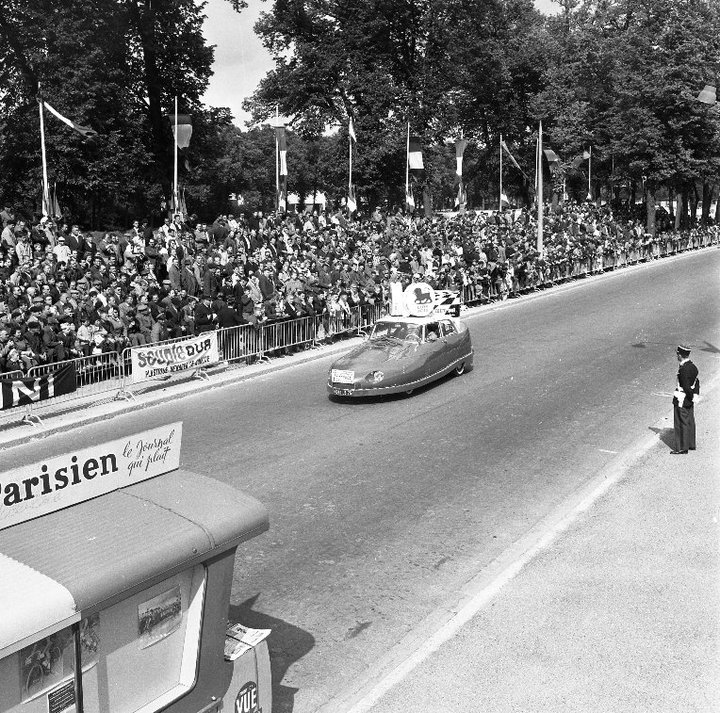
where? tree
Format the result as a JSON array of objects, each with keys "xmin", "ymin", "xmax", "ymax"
[
  {"xmin": 244, "ymin": 0, "xmax": 547, "ymax": 210},
  {"xmin": 0, "ymin": 0, "xmax": 221, "ymax": 226}
]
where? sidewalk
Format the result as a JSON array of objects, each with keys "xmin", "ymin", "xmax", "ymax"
[{"xmin": 353, "ymin": 384, "xmax": 720, "ymax": 713}]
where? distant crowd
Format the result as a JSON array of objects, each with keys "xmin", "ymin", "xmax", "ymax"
[{"xmin": 0, "ymin": 200, "xmax": 717, "ymax": 374}]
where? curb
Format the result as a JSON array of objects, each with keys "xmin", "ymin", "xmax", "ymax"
[{"xmin": 0, "ymin": 336, "xmax": 362, "ymax": 451}]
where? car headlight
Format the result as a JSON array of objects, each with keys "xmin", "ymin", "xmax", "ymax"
[{"xmin": 366, "ymin": 370, "xmax": 384, "ymax": 383}]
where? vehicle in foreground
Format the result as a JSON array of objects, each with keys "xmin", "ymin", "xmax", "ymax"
[{"xmin": 327, "ymin": 312, "xmax": 473, "ymax": 397}]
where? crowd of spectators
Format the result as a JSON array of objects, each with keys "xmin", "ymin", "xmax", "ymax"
[{"xmin": 0, "ymin": 199, "xmax": 717, "ymax": 374}]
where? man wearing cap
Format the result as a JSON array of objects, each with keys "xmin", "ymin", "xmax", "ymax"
[
  {"xmin": 671, "ymin": 344, "xmax": 699, "ymax": 454},
  {"xmin": 194, "ymin": 294, "xmax": 216, "ymax": 334}
]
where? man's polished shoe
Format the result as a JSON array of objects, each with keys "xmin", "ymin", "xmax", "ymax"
[{"xmin": 670, "ymin": 450, "xmax": 688, "ymax": 455}]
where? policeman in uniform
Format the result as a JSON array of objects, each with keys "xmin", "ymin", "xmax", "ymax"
[{"xmin": 671, "ymin": 344, "xmax": 699, "ymax": 454}]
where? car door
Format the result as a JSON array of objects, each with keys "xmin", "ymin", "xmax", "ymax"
[
  {"xmin": 439, "ymin": 319, "xmax": 462, "ymax": 363},
  {"xmin": 423, "ymin": 321, "xmax": 449, "ymax": 376}
]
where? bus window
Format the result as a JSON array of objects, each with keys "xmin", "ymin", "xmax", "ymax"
[{"xmin": 1, "ymin": 565, "xmax": 205, "ymax": 713}]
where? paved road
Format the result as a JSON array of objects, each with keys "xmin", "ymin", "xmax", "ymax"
[{"xmin": 7, "ymin": 249, "xmax": 720, "ymax": 712}]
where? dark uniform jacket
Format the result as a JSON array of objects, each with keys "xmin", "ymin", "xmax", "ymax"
[{"xmin": 676, "ymin": 360, "xmax": 699, "ymax": 409}]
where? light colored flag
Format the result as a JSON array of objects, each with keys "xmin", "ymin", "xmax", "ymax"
[
  {"xmin": 500, "ymin": 193, "xmax": 510, "ymax": 207},
  {"xmin": 582, "ymin": 148, "xmax": 591, "ymax": 160},
  {"xmin": 455, "ymin": 138, "xmax": 468, "ymax": 176},
  {"xmin": 408, "ymin": 137, "xmax": 424, "ymax": 170},
  {"xmin": 454, "ymin": 182, "xmax": 467, "ymax": 209},
  {"xmin": 543, "ymin": 148, "xmax": 560, "ymax": 163},
  {"xmin": 275, "ymin": 127, "xmax": 288, "ymax": 176},
  {"xmin": 171, "ymin": 114, "xmax": 193, "ymax": 148},
  {"xmin": 348, "ymin": 117, "xmax": 356, "ymax": 143},
  {"xmin": 41, "ymin": 100, "xmax": 98, "ymax": 140},
  {"xmin": 347, "ymin": 185, "xmax": 357, "ymax": 213},
  {"xmin": 406, "ymin": 189, "xmax": 415, "ymax": 210},
  {"xmin": 500, "ymin": 140, "xmax": 524, "ymax": 175}
]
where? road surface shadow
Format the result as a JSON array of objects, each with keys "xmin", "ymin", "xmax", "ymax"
[
  {"xmin": 229, "ymin": 596, "xmax": 315, "ymax": 713},
  {"xmin": 649, "ymin": 426, "xmax": 675, "ymax": 450}
]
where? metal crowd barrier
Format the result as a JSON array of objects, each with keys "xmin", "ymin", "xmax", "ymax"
[{"xmin": 1, "ymin": 231, "xmax": 717, "ymax": 425}]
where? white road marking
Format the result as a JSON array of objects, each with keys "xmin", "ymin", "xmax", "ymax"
[{"xmin": 598, "ymin": 449, "xmax": 618, "ymax": 454}]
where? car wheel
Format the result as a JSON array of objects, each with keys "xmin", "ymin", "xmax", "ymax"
[{"xmin": 455, "ymin": 362, "xmax": 466, "ymax": 376}]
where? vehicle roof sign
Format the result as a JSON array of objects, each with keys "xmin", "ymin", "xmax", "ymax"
[{"xmin": 404, "ymin": 282, "xmax": 436, "ymax": 316}]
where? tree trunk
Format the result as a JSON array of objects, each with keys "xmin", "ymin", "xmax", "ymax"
[
  {"xmin": 715, "ymin": 185, "xmax": 720, "ymax": 224},
  {"xmin": 680, "ymin": 190, "xmax": 689, "ymax": 229},
  {"xmin": 701, "ymin": 181, "xmax": 712, "ymax": 226},
  {"xmin": 689, "ymin": 184, "xmax": 699, "ymax": 227},
  {"xmin": 675, "ymin": 191, "xmax": 682, "ymax": 230},
  {"xmin": 129, "ymin": 0, "xmax": 169, "ymax": 187},
  {"xmin": 423, "ymin": 184, "xmax": 432, "ymax": 218},
  {"xmin": 645, "ymin": 186, "xmax": 656, "ymax": 236}
]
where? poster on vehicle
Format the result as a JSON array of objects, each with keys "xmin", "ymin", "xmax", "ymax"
[
  {"xmin": 130, "ymin": 333, "xmax": 219, "ymax": 383},
  {"xmin": 138, "ymin": 586, "xmax": 182, "ymax": 649}
]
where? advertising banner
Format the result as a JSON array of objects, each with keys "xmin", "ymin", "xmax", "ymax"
[
  {"xmin": 0, "ymin": 363, "xmax": 76, "ymax": 410},
  {"xmin": 0, "ymin": 422, "xmax": 182, "ymax": 531},
  {"xmin": 131, "ymin": 333, "xmax": 219, "ymax": 382}
]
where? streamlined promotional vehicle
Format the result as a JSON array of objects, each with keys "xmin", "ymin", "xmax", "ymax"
[{"xmin": 327, "ymin": 286, "xmax": 473, "ymax": 398}]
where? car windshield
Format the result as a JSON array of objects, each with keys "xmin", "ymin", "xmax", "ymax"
[{"xmin": 370, "ymin": 321, "xmax": 422, "ymax": 342}]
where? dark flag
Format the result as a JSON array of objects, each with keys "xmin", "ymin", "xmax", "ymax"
[{"xmin": 0, "ymin": 363, "xmax": 76, "ymax": 410}]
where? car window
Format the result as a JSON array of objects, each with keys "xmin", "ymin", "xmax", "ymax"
[
  {"xmin": 425, "ymin": 323, "xmax": 441, "ymax": 342},
  {"xmin": 440, "ymin": 320, "xmax": 457, "ymax": 336}
]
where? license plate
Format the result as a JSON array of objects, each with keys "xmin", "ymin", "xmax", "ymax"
[
  {"xmin": 333, "ymin": 388, "xmax": 353, "ymax": 396},
  {"xmin": 331, "ymin": 369, "xmax": 354, "ymax": 384}
]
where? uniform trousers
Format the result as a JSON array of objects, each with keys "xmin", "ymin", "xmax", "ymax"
[{"xmin": 673, "ymin": 403, "xmax": 696, "ymax": 451}]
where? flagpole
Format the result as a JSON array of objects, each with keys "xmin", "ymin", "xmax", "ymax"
[
  {"xmin": 38, "ymin": 87, "xmax": 50, "ymax": 218},
  {"xmin": 587, "ymin": 145, "xmax": 592, "ymax": 200},
  {"xmin": 405, "ymin": 122, "xmax": 410, "ymax": 207},
  {"xmin": 537, "ymin": 120, "xmax": 543, "ymax": 254},
  {"xmin": 275, "ymin": 105, "xmax": 280, "ymax": 212},
  {"xmin": 348, "ymin": 126, "xmax": 353, "ymax": 204},
  {"xmin": 173, "ymin": 96, "xmax": 179, "ymax": 216},
  {"xmin": 499, "ymin": 133, "xmax": 503, "ymax": 212}
]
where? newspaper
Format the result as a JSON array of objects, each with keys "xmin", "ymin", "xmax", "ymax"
[{"xmin": 224, "ymin": 623, "xmax": 272, "ymax": 661}]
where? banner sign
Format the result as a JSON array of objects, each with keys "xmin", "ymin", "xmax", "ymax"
[
  {"xmin": 0, "ymin": 363, "xmax": 76, "ymax": 411},
  {"xmin": 404, "ymin": 282, "xmax": 436, "ymax": 316},
  {"xmin": 0, "ymin": 422, "xmax": 182, "ymax": 531},
  {"xmin": 130, "ymin": 333, "xmax": 219, "ymax": 382}
]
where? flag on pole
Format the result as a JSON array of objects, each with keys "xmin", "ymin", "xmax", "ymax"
[
  {"xmin": 41, "ymin": 101, "xmax": 98, "ymax": 140},
  {"xmin": 277, "ymin": 180, "xmax": 287, "ymax": 212},
  {"xmin": 408, "ymin": 136, "xmax": 424, "ymax": 170},
  {"xmin": 348, "ymin": 117, "xmax": 356, "ymax": 143},
  {"xmin": 454, "ymin": 181, "xmax": 467, "ymax": 209},
  {"xmin": 543, "ymin": 148, "xmax": 561, "ymax": 164},
  {"xmin": 455, "ymin": 138, "xmax": 468, "ymax": 176},
  {"xmin": 500, "ymin": 140, "xmax": 527, "ymax": 178},
  {"xmin": 275, "ymin": 127, "xmax": 288, "ymax": 176},
  {"xmin": 51, "ymin": 183, "xmax": 61, "ymax": 218},
  {"xmin": 500, "ymin": 193, "xmax": 510, "ymax": 207},
  {"xmin": 347, "ymin": 185, "xmax": 357, "ymax": 213},
  {"xmin": 40, "ymin": 183, "xmax": 52, "ymax": 218},
  {"xmin": 169, "ymin": 114, "xmax": 193, "ymax": 148},
  {"xmin": 406, "ymin": 188, "xmax": 415, "ymax": 210},
  {"xmin": 571, "ymin": 148, "xmax": 592, "ymax": 169}
]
